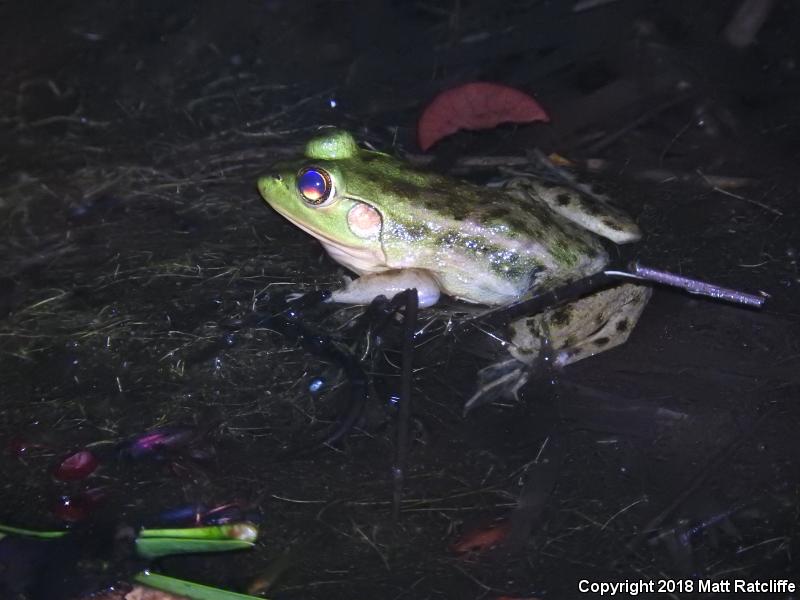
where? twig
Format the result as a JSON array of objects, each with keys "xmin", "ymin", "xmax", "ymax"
[
  {"xmin": 573, "ymin": 0, "xmax": 623, "ymax": 12},
  {"xmin": 353, "ymin": 523, "xmax": 390, "ymax": 571},
  {"xmin": 393, "ymin": 288, "xmax": 419, "ymax": 521},
  {"xmin": 600, "ymin": 497, "xmax": 648, "ymax": 531},
  {"xmin": 700, "ymin": 171, "xmax": 783, "ymax": 216},
  {"xmin": 724, "ymin": 0, "xmax": 776, "ymax": 48}
]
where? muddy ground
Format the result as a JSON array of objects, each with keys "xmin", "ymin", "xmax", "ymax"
[{"xmin": 1, "ymin": 1, "xmax": 799, "ymax": 599}]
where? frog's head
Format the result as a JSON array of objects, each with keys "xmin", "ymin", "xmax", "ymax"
[{"xmin": 257, "ymin": 130, "xmax": 388, "ymax": 274}]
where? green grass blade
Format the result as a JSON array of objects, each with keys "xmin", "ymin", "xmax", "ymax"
[
  {"xmin": 138, "ymin": 522, "xmax": 258, "ymax": 542},
  {"xmin": 0, "ymin": 524, "xmax": 67, "ymax": 539},
  {"xmin": 133, "ymin": 571, "xmax": 267, "ymax": 600},
  {"xmin": 135, "ymin": 537, "xmax": 254, "ymax": 559}
]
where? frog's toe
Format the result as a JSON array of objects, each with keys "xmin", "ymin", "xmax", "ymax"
[{"xmin": 463, "ymin": 358, "xmax": 530, "ymax": 414}]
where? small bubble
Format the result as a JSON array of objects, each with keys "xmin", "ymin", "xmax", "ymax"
[{"xmin": 309, "ymin": 377, "xmax": 325, "ymax": 394}]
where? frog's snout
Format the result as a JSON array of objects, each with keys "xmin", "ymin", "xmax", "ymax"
[
  {"xmin": 256, "ymin": 177, "xmax": 268, "ymax": 201},
  {"xmin": 257, "ymin": 174, "xmax": 281, "ymax": 195},
  {"xmin": 258, "ymin": 173, "xmax": 281, "ymax": 185}
]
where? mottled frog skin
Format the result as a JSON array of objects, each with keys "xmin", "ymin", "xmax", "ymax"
[{"xmin": 258, "ymin": 130, "xmax": 650, "ymax": 400}]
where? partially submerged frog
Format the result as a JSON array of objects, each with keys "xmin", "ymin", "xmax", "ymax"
[{"xmin": 258, "ymin": 129, "xmax": 650, "ymax": 401}]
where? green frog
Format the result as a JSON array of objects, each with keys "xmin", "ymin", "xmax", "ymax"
[{"xmin": 257, "ymin": 129, "xmax": 650, "ymax": 403}]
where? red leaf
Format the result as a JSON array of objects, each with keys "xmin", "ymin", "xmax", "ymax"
[
  {"xmin": 418, "ymin": 82, "xmax": 550, "ymax": 151},
  {"xmin": 54, "ymin": 449, "xmax": 99, "ymax": 481},
  {"xmin": 450, "ymin": 520, "xmax": 511, "ymax": 555}
]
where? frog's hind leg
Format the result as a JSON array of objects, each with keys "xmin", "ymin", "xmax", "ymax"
[
  {"xmin": 515, "ymin": 283, "xmax": 652, "ymax": 368},
  {"xmin": 465, "ymin": 284, "xmax": 650, "ymax": 413}
]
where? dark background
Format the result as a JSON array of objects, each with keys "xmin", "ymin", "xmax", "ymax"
[{"xmin": 1, "ymin": 1, "xmax": 798, "ymax": 599}]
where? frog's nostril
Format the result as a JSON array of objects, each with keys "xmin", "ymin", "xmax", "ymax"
[{"xmin": 274, "ymin": 174, "xmax": 283, "ymax": 182}]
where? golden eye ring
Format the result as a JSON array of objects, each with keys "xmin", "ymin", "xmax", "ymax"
[{"xmin": 297, "ymin": 167, "xmax": 334, "ymax": 206}]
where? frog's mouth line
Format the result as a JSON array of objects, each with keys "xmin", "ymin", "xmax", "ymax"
[{"xmin": 269, "ymin": 203, "xmax": 388, "ymax": 274}]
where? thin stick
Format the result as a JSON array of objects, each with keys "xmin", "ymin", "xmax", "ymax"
[
  {"xmin": 393, "ymin": 288, "xmax": 418, "ymax": 521},
  {"xmin": 627, "ymin": 263, "xmax": 765, "ymax": 307}
]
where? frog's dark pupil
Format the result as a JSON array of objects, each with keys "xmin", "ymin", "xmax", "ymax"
[{"xmin": 298, "ymin": 168, "xmax": 330, "ymax": 204}]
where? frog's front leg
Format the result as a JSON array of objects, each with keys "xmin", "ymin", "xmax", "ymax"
[
  {"xmin": 329, "ymin": 268, "xmax": 441, "ymax": 308},
  {"xmin": 509, "ymin": 283, "xmax": 651, "ymax": 367}
]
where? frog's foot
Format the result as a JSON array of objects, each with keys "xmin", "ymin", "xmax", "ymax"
[
  {"xmin": 463, "ymin": 357, "xmax": 531, "ymax": 414},
  {"xmin": 329, "ymin": 269, "xmax": 441, "ymax": 308},
  {"xmin": 510, "ymin": 283, "xmax": 652, "ymax": 368},
  {"xmin": 464, "ymin": 284, "xmax": 650, "ymax": 413},
  {"xmin": 554, "ymin": 283, "xmax": 651, "ymax": 367}
]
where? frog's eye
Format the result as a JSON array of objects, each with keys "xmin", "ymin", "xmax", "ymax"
[{"xmin": 297, "ymin": 167, "xmax": 334, "ymax": 206}]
